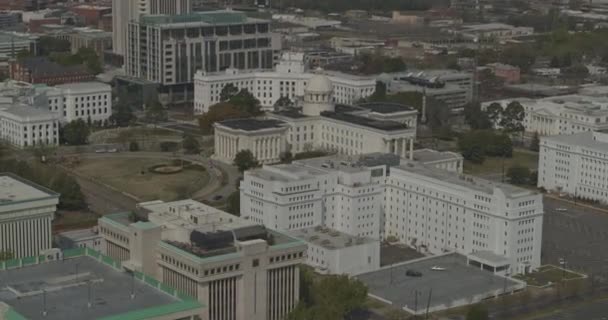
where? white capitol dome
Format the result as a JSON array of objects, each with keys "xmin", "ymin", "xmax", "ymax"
[
  {"xmin": 306, "ymin": 74, "xmax": 333, "ymax": 93},
  {"xmin": 302, "ymin": 74, "xmax": 335, "ymax": 116}
]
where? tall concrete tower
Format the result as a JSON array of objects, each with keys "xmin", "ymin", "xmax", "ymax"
[{"xmin": 112, "ymin": 0, "xmax": 192, "ymax": 57}]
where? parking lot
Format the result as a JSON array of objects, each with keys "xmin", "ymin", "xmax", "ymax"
[
  {"xmin": 542, "ymin": 196, "xmax": 608, "ymax": 281},
  {"xmin": 357, "ymin": 253, "xmax": 524, "ymax": 315}
]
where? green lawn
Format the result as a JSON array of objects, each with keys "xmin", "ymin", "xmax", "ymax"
[
  {"xmin": 514, "ymin": 265, "xmax": 584, "ymax": 287},
  {"xmin": 74, "ymin": 157, "xmax": 209, "ymax": 201},
  {"xmin": 464, "ymin": 149, "xmax": 539, "ymax": 175}
]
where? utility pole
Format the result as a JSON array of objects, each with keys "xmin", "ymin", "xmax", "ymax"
[{"xmin": 425, "ymin": 288, "xmax": 433, "ymax": 319}]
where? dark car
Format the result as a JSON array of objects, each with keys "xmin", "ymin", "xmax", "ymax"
[
  {"xmin": 406, "ymin": 269, "xmax": 422, "ymax": 277},
  {"xmin": 212, "ymin": 195, "xmax": 223, "ymax": 201}
]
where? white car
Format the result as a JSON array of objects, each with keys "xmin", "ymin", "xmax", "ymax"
[
  {"xmin": 556, "ymin": 208, "xmax": 568, "ymax": 212},
  {"xmin": 431, "ymin": 266, "xmax": 446, "ymax": 271}
]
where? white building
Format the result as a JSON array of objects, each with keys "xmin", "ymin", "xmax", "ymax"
[
  {"xmin": 538, "ymin": 131, "xmax": 608, "ymax": 204},
  {"xmin": 213, "ymin": 74, "xmax": 417, "ymax": 164},
  {"xmin": 112, "ymin": 0, "xmax": 192, "ymax": 57},
  {"xmin": 482, "ymin": 95, "xmax": 608, "ymax": 135},
  {"xmin": 0, "ymin": 105, "xmax": 60, "ymax": 148},
  {"xmin": 44, "ymin": 82, "xmax": 113, "ymax": 124},
  {"xmin": 0, "ymin": 31, "xmax": 38, "ymax": 58},
  {"xmin": 55, "ymin": 227, "xmax": 104, "ymax": 251},
  {"xmin": 242, "ymin": 153, "xmax": 544, "ymax": 275},
  {"xmin": 288, "ymin": 226, "xmax": 380, "ymax": 276},
  {"xmin": 98, "ymin": 199, "xmax": 307, "ymax": 320},
  {"xmin": 194, "ymin": 52, "xmax": 376, "ymax": 114},
  {"xmin": 0, "ymin": 173, "xmax": 59, "ymax": 259}
]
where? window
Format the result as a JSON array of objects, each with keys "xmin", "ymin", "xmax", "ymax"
[{"xmin": 252, "ymin": 259, "xmax": 259, "ymax": 267}]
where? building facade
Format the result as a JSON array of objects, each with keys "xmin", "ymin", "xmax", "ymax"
[
  {"xmin": 213, "ymin": 74, "xmax": 417, "ymax": 164},
  {"xmin": 10, "ymin": 57, "xmax": 95, "ymax": 86},
  {"xmin": 112, "ymin": 0, "xmax": 192, "ymax": 57},
  {"xmin": 538, "ymin": 131, "xmax": 608, "ymax": 204},
  {"xmin": 126, "ymin": 11, "xmax": 278, "ymax": 102},
  {"xmin": 98, "ymin": 199, "xmax": 307, "ymax": 320},
  {"xmin": 482, "ymin": 95, "xmax": 608, "ymax": 135},
  {"xmin": 288, "ymin": 226, "xmax": 381, "ymax": 275},
  {"xmin": 0, "ymin": 105, "xmax": 60, "ymax": 148},
  {"xmin": 0, "ymin": 31, "xmax": 38, "ymax": 59},
  {"xmin": 0, "ymin": 173, "xmax": 59, "ymax": 259},
  {"xmin": 70, "ymin": 28, "xmax": 112, "ymax": 63},
  {"xmin": 242, "ymin": 153, "xmax": 544, "ymax": 275},
  {"xmin": 46, "ymin": 82, "xmax": 113, "ymax": 124},
  {"xmin": 378, "ymin": 70, "xmax": 474, "ymax": 113},
  {"xmin": 194, "ymin": 52, "xmax": 375, "ymax": 114}
]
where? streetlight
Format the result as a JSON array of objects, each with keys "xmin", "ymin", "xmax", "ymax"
[{"xmin": 503, "ymin": 271, "xmax": 511, "ymax": 295}]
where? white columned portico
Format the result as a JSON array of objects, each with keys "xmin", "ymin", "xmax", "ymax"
[{"xmin": 409, "ymin": 138, "xmax": 414, "ymax": 160}]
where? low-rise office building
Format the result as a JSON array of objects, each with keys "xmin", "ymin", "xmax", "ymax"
[
  {"xmin": 0, "ymin": 173, "xmax": 59, "ymax": 259},
  {"xmin": 378, "ymin": 70, "xmax": 473, "ymax": 113},
  {"xmin": 538, "ymin": 131, "xmax": 608, "ymax": 204},
  {"xmin": 55, "ymin": 227, "xmax": 104, "ymax": 251},
  {"xmin": 98, "ymin": 199, "xmax": 307, "ymax": 320},
  {"xmin": 288, "ymin": 226, "xmax": 380, "ymax": 275}
]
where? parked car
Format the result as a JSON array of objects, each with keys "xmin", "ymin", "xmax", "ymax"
[
  {"xmin": 556, "ymin": 208, "xmax": 567, "ymax": 212},
  {"xmin": 212, "ymin": 195, "xmax": 223, "ymax": 201},
  {"xmin": 406, "ymin": 269, "xmax": 422, "ymax": 277},
  {"xmin": 431, "ymin": 266, "xmax": 446, "ymax": 271}
]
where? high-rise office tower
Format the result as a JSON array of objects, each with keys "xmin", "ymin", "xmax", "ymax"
[{"xmin": 112, "ymin": 0, "xmax": 192, "ymax": 57}]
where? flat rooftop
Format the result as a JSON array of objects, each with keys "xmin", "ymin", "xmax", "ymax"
[
  {"xmin": 321, "ymin": 111, "xmax": 409, "ymax": 131},
  {"xmin": 0, "ymin": 256, "xmax": 192, "ymax": 320},
  {"xmin": 542, "ymin": 131, "xmax": 608, "ymax": 151},
  {"xmin": 0, "ymin": 173, "xmax": 58, "ymax": 205},
  {"xmin": 357, "ymin": 254, "xmax": 523, "ymax": 314},
  {"xmin": 394, "ymin": 161, "xmax": 534, "ymax": 198},
  {"xmin": 141, "ymin": 10, "xmax": 266, "ymax": 26},
  {"xmin": 216, "ymin": 118, "xmax": 286, "ymax": 131},
  {"xmin": 411, "ymin": 148, "xmax": 462, "ymax": 163},
  {"xmin": 358, "ymin": 102, "xmax": 416, "ymax": 114},
  {"xmin": 54, "ymin": 81, "xmax": 110, "ymax": 91},
  {"xmin": 288, "ymin": 226, "xmax": 376, "ymax": 250}
]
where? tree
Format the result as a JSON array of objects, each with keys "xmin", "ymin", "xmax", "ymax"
[
  {"xmin": 485, "ymin": 102, "xmax": 503, "ymax": 128},
  {"xmin": 61, "ymin": 119, "xmax": 90, "ymax": 145},
  {"xmin": 466, "ymin": 304, "xmax": 489, "ymax": 320},
  {"xmin": 0, "ymin": 250, "xmax": 13, "ymax": 262},
  {"xmin": 280, "ymin": 151, "xmax": 293, "ymax": 163},
  {"xmin": 110, "ymin": 102, "xmax": 136, "ymax": 127},
  {"xmin": 288, "ymin": 272, "xmax": 368, "ymax": 320},
  {"xmin": 229, "ymin": 89, "xmax": 262, "ymax": 115},
  {"xmin": 226, "ymin": 191, "xmax": 240, "ymax": 216},
  {"xmin": 220, "ymin": 83, "xmax": 239, "ymax": 102},
  {"xmin": 530, "ymin": 131, "xmax": 540, "ymax": 152},
  {"xmin": 529, "ymin": 170, "xmax": 538, "ymax": 186},
  {"xmin": 233, "ymin": 149, "xmax": 259, "ymax": 172},
  {"xmin": 507, "ymin": 165, "xmax": 531, "ymax": 185},
  {"xmin": 273, "ymin": 96, "xmax": 294, "ymax": 111},
  {"xmin": 458, "ymin": 130, "xmax": 513, "ymax": 164},
  {"xmin": 129, "ymin": 141, "xmax": 140, "ymax": 152},
  {"xmin": 500, "ymin": 101, "xmax": 525, "ymax": 134},
  {"xmin": 145, "ymin": 99, "xmax": 168, "ymax": 124},
  {"xmin": 465, "ymin": 103, "xmax": 492, "ymax": 130},
  {"xmin": 49, "ymin": 173, "xmax": 86, "ymax": 210},
  {"xmin": 38, "ymin": 36, "xmax": 71, "ymax": 55},
  {"xmin": 182, "ymin": 135, "xmax": 200, "ymax": 154},
  {"xmin": 368, "ymin": 81, "xmax": 387, "ymax": 101}
]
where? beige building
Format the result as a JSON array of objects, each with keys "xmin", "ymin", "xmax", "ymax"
[{"xmin": 98, "ymin": 199, "xmax": 307, "ymax": 320}]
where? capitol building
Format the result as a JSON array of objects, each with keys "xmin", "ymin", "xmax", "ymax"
[{"xmin": 213, "ymin": 74, "xmax": 419, "ymax": 164}]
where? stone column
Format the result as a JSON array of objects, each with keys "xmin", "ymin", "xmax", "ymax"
[
  {"xmin": 401, "ymin": 138, "xmax": 407, "ymax": 158},
  {"xmin": 409, "ymin": 138, "xmax": 414, "ymax": 160}
]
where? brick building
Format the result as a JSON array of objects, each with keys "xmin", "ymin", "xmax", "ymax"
[
  {"xmin": 10, "ymin": 57, "xmax": 94, "ymax": 85},
  {"xmin": 486, "ymin": 62, "xmax": 521, "ymax": 84},
  {"xmin": 70, "ymin": 5, "xmax": 111, "ymax": 27},
  {"xmin": 28, "ymin": 17, "xmax": 61, "ymax": 33}
]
